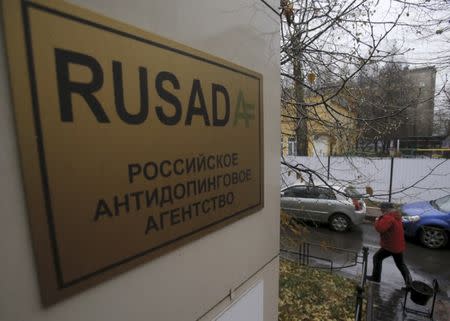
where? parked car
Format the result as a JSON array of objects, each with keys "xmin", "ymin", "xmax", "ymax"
[
  {"xmin": 280, "ymin": 183, "xmax": 366, "ymax": 232},
  {"xmin": 401, "ymin": 195, "xmax": 450, "ymax": 249}
]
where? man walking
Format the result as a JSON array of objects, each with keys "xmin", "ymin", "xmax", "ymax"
[{"xmin": 367, "ymin": 202, "xmax": 411, "ymax": 287}]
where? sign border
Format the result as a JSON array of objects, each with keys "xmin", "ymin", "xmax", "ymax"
[{"xmin": 20, "ymin": 0, "xmax": 264, "ymax": 291}]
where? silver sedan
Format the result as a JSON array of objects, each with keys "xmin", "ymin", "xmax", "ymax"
[{"xmin": 280, "ymin": 184, "xmax": 366, "ymax": 232}]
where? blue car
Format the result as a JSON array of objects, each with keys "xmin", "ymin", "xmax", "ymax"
[{"xmin": 401, "ymin": 195, "xmax": 450, "ymax": 249}]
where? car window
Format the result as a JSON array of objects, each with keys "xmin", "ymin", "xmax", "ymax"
[
  {"xmin": 316, "ymin": 187, "xmax": 337, "ymax": 200},
  {"xmin": 283, "ymin": 187, "xmax": 295, "ymax": 197},
  {"xmin": 344, "ymin": 186, "xmax": 362, "ymax": 198},
  {"xmin": 302, "ymin": 187, "xmax": 318, "ymax": 199},
  {"xmin": 283, "ymin": 186, "xmax": 311, "ymax": 198},
  {"xmin": 434, "ymin": 195, "xmax": 450, "ymax": 212}
]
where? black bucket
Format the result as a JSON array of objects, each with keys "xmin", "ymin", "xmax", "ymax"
[{"xmin": 410, "ymin": 281, "xmax": 434, "ymax": 306}]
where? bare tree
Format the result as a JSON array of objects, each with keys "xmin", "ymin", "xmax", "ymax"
[
  {"xmin": 353, "ymin": 60, "xmax": 419, "ymax": 154},
  {"xmin": 279, "ymin": 0, "xmax": 450, "ymax": 198},
  {"xmin": 280, "ymin": 0, "xmax": 409, "ymax": 155}
]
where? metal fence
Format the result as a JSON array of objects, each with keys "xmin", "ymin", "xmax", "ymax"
[
  {"xmin": 281, "ymin": 242, "xmax": 363, "ymax": 271},
  {"xmin": 355, "ymin": 247, "xmax": 369, "ymax": 321},
  {"xmin": 280, "ymin": 242, "xmax": 369, "ymax": 321},
  {"xmin": 281, "ymin": 156, "xmax": 450, "ymax": 204}
]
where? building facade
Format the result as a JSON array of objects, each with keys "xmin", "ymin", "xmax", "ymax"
[
  {"xmin": 400, "ymin": 66, "xmax": 437, "ymax": 138},
  {"xmin": 281, "ymin": 95, "xmax": 357, "ymax": 157}
]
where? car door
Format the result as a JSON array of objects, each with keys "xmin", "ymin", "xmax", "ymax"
[
  {"xmin": 280, "ymin": 186, "xmax": 301, "ymax": 214},
  {"xmin": 281, "ymin": 186, "xmax": 304, "ymax": 219},
  {"xmin": 281, "ymin": 186, "xmax": 317, "ymax": 221},
  {"xmin": 313, "ymin": 187, "xmax": 337, "ymax": 222},
  {"xmin": 298, "ymin": 187, "xmax": 324, "ymax": 221}
]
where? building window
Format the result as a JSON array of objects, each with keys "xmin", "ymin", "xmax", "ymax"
[{"xmin": 288, "ymin": 137, "xmax": 297, "ymax": 156}]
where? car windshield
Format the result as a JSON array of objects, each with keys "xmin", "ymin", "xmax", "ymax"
[
  {"xmin": 432, "ymin": 195, "xmax": 450, "ymax": 213},
  {"xmin": 344, "ymin": 186, "xmax": 362, "ymax": 198}
]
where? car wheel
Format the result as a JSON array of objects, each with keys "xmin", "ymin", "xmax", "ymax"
[
  {"xmin": 420, "ymin": 227, "xmax": 448, "ymax": 249},
  {"xmin": 329, "ymin": 214, "xmax": 350, "ymax": 232}
]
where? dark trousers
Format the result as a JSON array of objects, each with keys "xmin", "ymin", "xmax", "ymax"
[{"xmin": 371, "ymin": 248, "xmax": 411, "ymax": 285}]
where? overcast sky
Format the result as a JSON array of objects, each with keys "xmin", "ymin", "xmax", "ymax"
[{"xmin": 375, "ymin": 1, "xmax": 450, "ymax": 111}]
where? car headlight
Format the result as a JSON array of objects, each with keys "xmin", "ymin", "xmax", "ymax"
[{"xmin": 402, "ymin": 215, "xmax": 420, "ymax": 223}]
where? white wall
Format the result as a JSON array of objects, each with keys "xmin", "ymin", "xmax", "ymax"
[
  {"xmin": 0, "ymin": 1, "xmax": 280, "ymax": 321},
  {"xmin": 214, "ymin": 281, "xmax": 264, "ymax": 321},
  {"xmin": 281, "ymin": 156, "xmax": 450, "ymax": 203}
]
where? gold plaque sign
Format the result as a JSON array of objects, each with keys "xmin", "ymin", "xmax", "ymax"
[{"xmin": 2, "ymin": 0, "xmax": 263, "ymax": 305}]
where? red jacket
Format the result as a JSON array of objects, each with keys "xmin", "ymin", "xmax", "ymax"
[{"xmin": 374, "ymin": 211, "xmax": 405, "ymax": 253}]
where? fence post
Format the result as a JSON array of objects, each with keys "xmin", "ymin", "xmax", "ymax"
[
  {"xmin": 327, "ymin": 154, "xmax": 331, "ymax": 180},
  {"xmin": 362, "ymin": 247, "xmax": 368, "ymax": 282},
  {"xmin": 299, "ymin": 242, "xmax": 302, "ymax": 264},
  {"xmin": 388, "ymin": 157, "xmax": 394, "ymax": 202},
  {"xmin": 355, "ymin": 246, "xmax": 369, "ymax": 321},
  {"xmin": 355, "ymin": 286, "xmax": 363, "ymax": 321}
]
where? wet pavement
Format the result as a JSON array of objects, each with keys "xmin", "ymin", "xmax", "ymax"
[
  {"xmin": 368, "ymin": 282, "xmax": 450, "ymax": 321},
  {"xmin": 282, "ymin": 221, "xmax": 450, "ymax": 320}
]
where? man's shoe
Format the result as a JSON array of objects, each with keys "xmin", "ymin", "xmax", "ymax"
[{"xmin": 366, "ymin": 276, "xmax": 380, "ymax": 283}]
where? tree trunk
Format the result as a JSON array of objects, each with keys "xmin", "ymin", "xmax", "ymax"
[{"xmin": 294, "ymin": 55, "xmax": 308, "ymax": 156}]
